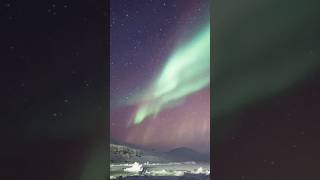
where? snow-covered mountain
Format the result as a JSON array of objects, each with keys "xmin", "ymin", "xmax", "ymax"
[{"xmin": 110, "ymin": 143, "xmax": 209, "ymax": 163}]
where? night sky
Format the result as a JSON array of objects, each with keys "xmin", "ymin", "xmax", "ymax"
[
  {"xmin": 3, "ymin": 0, "xmax": 320, "ymax": 179},
  {"xmin": 110, "ymin": 0, "xmax": 210, "ymax": 153},
  {"xmin": 213, "ymin": 0, "xmax": 320, "ymax": 179},
  {"xmin": 2, "ymin": 0, "xmax": 107, "ymax": 179}
]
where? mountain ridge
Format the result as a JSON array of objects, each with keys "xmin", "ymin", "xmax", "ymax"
[{"xmin": 110, "ymin": 143, "xmax": 209, "ymax": 163}]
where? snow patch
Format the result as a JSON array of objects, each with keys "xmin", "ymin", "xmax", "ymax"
[
  {"xmin": 123, "ymin": 162, "xmax": 143, "ymax": 172},
  {"xmin": 195, "ymin": 167, "xmax": 204, "ymax": 174},
  {"xmin": 193, "ymin": 167, "xmax": 210, "ymax": 175},
  {"xmin": 145, "ymin": 169, "xmax": 185, "ymax": 176}
]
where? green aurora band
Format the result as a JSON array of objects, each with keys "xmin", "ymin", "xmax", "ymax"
[
  {"xmin": 133, "ymin": 23, "xmax": 210, "ymax": 124},
  {"xmin": 212, "ymin": 0, "xmax": 320, "ymax": 120}
]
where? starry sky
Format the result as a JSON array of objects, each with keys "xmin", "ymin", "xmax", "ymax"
[
  {"xmin": 110, "ymin": 0, "xmax": 210, "ymax": 153},
  {"xmin": 212, "ymin": 0, "xmax": 320, "ymax": 179},
  {"xmin": 3, "ymin": 0, "xmax": 320, "ymax": 179},
  {"xmin": 2, "ymin": 0, "xmax": 107, "ymax": 179}
]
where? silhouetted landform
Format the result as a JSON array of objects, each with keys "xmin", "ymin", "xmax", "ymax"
[{"xmin": 110, "ymin": 143, "xmax": 209, "ymax": 163}]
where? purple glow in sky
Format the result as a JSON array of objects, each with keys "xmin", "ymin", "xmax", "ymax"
[{"xmin": 110, "ymin": 0, "xmax": 210, "ymax": 153}]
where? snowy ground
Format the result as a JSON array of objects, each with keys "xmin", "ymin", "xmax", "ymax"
[{"xmin": 110, "ymin": 161, "xmax": 210, "ymax": 179}]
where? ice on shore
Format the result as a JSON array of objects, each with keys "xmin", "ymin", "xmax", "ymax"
[
  {"xmin": 193, "ymin": 167, "xmax": 210, "ymax": 175},
  {"xmin": 124, "ymin": 162, "xmax": 143, "ymax": 172},
  {"xmin": 144, "ymin": 169, "xmax": 185, "ymax": 176}
]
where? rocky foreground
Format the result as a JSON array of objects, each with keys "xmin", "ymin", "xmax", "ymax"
[{"xmin": 110, "ymin": 143, "xmax": 210, "ymax": 180}]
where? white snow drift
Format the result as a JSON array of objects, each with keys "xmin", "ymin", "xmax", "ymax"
[{"xmin": 123, "ymin": 162, "xmax": 143, "ymax": 172}]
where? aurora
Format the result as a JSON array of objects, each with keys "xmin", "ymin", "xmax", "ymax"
[{"xmin": 132, "ymin": 23, "xmax": 210, "ymax": 124}]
